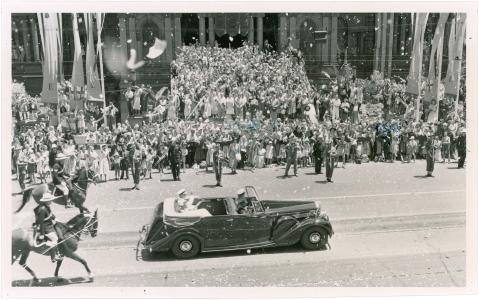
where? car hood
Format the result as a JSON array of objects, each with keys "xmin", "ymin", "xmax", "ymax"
[{"xmin": 262, "ymin": 200, "xmax": 318, "ymax": 215}]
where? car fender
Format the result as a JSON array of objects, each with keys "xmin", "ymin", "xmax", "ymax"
[
  {"xmin": 150, "ymin": 228, "xmax": 205, "ymax": 252},
  {"xmin": 298, "ymin": 217, "xmax": 334, "ymax": 237},
  {"xmin": 271, "ymin": 216, "xmax": 299, "ymax": 241},
  {"xmin": 274, "ymin": 217, "xmax": 333, "ymax": 245}
]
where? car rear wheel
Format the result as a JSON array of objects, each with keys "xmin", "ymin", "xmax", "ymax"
[
  {"xmin": 171, "ymin": 235, "xmax": 200, "ymax": 259},
  {"xmin": 300, "ymin": 227, "xmax": 328, "ymax": 250}
]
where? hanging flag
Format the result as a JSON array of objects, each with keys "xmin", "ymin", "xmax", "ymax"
[
  {"xmin": 84, "ymin": 13, "xmax": 103, "ymax": 102},
  {"xmin": 444, "ymin": 13, "xmax": 466, "ymax": 96},
  {"xmin": 37, "ymin": 13, "xmax": 60, "ymax": 104},
  {"xmin": 424, "ymin": 13, "xmax": 449, "ymax": 104},
  {"xmin": 71, "ymin": 13, "xmax": 85, "ymax": 109},
  {"xmin": 406, "ymin": 13, "xmax": 429, "ymax": 95}
]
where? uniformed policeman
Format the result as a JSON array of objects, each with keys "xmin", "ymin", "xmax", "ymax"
[
  {"xmin": 212, "ymin": 143, "xmax": 224, "ymax": 187},
  {"xmin": 425, "ymin": 134, "xmax": 437, "ymax": 177},
  {"xmin": 324, "ymin": 127, "xmax": 338, "ymax": 183},
  {"xmin": 284, "ymin": 135, "xmax": 299, "ymax": 177},
  {"xmin": 34, "ymin": 192, "xmax": 63, "ymax": 262}
]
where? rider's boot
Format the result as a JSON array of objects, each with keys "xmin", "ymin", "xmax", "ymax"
[
  {"xmin": 65, "ymin": 197, "xmax": 74, "ymax": 208},
  {"xmin": 49, "ymin": 248, "xmax": 62, "ymax": 263}
]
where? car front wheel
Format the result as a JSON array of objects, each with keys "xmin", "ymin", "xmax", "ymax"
[
  {"xmin": 171, "ymin": 235, "xmax": 200, "ymax": 259},
  {"xmin": 300, "ymin": 227, "xmax": 328, "ymax": 250}
]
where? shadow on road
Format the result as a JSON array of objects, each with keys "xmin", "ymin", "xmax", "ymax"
[
  {"xmin": 202, "ymin": 184, "xmax": 219, "ymax": 188},
  {"xmin": 140, "ymin": 244, "xmax": 328, "ymax": 262},
  {"xmin": 315, "ymin": 180, "xmax": 329, "ymax": 184},
  {"xmin": 413, "ymin": 175, "xmax": 431, "ymax": 179},
  {"xmin": 12, "ymin": 276, "xmax": 93, "ymax": 287},
  {"xmin": 119, "ymin": 187, "xmax": 134, "ymax": 192}
]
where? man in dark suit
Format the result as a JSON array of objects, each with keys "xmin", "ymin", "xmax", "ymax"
[
  {"xmin": 313, "ymin": 134, "xmax": 324, "ymax": 174},
  {"xmin": 168, "ymin": 139, "xmax": 182, "ymax": 181},
  {"xmin": 456, "ymin": 129, "xmax": 466, "ymax": 169}
]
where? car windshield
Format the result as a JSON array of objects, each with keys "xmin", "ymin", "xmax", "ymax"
[{"xmin": 245, "ymin": 186, "xmax": 264, "ymax": 213}]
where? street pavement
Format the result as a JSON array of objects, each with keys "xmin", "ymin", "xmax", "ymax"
[{"xmin": 10, "ymin": 160, "xmax": 467, "ymax": 287}]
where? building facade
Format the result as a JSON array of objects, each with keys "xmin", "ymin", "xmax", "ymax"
[{"xmin": 12, "ymin": 13, "xmax": 415, "ymax": 108}]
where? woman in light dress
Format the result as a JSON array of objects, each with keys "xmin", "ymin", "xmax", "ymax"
[
  {"xmin": 265, "ymin": 141, "xmax": 274, "ymax": 166},
  {"xmin": 256, "ymin": 147, "xmax": 266, "ymax": 169},
  {"xmin": 98, "ymin": 144, "xmax": 110, "ymax": 182},
  {"xmin": 87, "ymin": 145, "xmax": 99, "ymax": 174}
]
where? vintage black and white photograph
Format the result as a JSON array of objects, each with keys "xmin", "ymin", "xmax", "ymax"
[{"xmin": 2, "ymin": 0, "xmax": 478, "ymax": 295}]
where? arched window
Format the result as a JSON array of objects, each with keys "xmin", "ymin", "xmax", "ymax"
[{"xmin": 142, "ymin": 20, "xmax": 160, "ymax": 55}]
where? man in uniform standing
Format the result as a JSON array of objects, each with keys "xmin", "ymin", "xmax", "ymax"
[
  {"xmin": 284, "ymin": 136, "xmax": 299, "ymax": 177},
  {"xmin": 130, "ymin": 143, "xmax": 142, "ymax": 190},
  {"xmin": 168, "ymin": 138, "xmax": 182, "ymax": 181},
  {"xmin": 313, "ymin": 134, "xmax": 324, "ymax": 174},
  {"xmin": 425, "ymin": 134, "xmax": 436, "ymax": 177},
  {"xmin": 213, "ymin": 143, "xmax": 224, "ymax": 187},
  {"xmin": 456, "ymin": 129, "xmax": 466, "ymax": 169},
  {"xmin": 324, "ymin": 128, "xmax": 337, "ymax": 183}
]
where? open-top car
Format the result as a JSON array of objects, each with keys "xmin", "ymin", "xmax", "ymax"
[{"xmin": 137, "ymin": 186, "xmax": 333, "ymax": 259}]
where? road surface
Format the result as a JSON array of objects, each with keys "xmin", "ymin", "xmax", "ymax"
[{"xmin": 10, "ymin": 160, "xmax": 466, "ymax": 287}]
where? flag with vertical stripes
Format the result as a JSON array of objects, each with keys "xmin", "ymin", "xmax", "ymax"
[
  {"xmin": 406, "ymin": 13, "xmax": 429, "ymax": 95},
  {"xmin": 424, "ymin": 13, "xmax": 449, "ymax": 104},
  {"xmin": 71, "ymin": 13, "xmax": 85, "ymax": 109},
  {"xmin": 444, "ymin": 13, "xmax": 466, "ymax": 96},
  {"xmin": 84, "ymin": 13, "xmax": 103, "ymax": 102},
  {"xmin": 37, "ymin": 13, "xmax": 61, "ymax": 104}
]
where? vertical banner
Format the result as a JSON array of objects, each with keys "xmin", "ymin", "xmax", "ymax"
[
  {"xmin": 406, "ymin": 13, "xmax": 429, "ymax": 95},
  {"xmin": 405, "ymin": 13, "xmax": 428, "ymax": 122},
  {"xmin": 84, "ymin": 13, "xmax": 103, "ymax": 102},
  {"xmin": 37, "ymin": 13, "xmax": 60, "ymax": 104},
  {"xmin": 444, "ymin": 13, "xmax": 466, "ymax": 97},
  {"xmin": 71, "ymin": 13, "xmax": 85, "ymax": 110},
  {"xmin": 424, "ymin": 13, "xmax": 449, "ymax": 106}
]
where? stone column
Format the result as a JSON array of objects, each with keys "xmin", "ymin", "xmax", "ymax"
[
  {"xmin": 21, "ymin": 20, "xmax": 32, "ymax": 61},
  {"xmin": 248, "ymin": 14, "xmax": 254, "ymax": 45},
  {"xmin": 400, "ymin": 14, "xmax": 406, "ymax": 55},
  {"xmin": 322, "ymin": 14, "xmax": 330, "ymax": 63},
  {"xmin": 256, "ymin": 14, "xmax": 263, "ymax": 50},
  {"xmin": 128, "ymin": 14, "xmax": 137, "ymax": 53},
  {"xmin": 199, "ymin": 14, "xmax": 206, "ymax": 46},
  {"xmin": 387, "ymin": 13, "xmax": 394, "ymax": 77},
  {"xmin": 330, "ymin": 14, "xmax": 338, "ymax": 64},
  {"xmin": 175, "ymin": 14, "xmax": 183, "ymax": 53},
  {"xmin": 118, "ymin": 15, "xmax": 127, "ymax": 59},
  {"xmin": 289, "ymin": 14, "xmax": 297, "ymax": 49},
  {"xmin": 278, "ymin": 14, "xmax": 288, "ymax": 51},
  {"xmin": 31, "ymin": 17, "xmax": 40, "ymax": 61},
  {"xmin": 208, "ymin": 15, "xmax": 215, "ymax": 46},
  {"xmin": 380, "ymin": 13, "xmax": 387, "ymax": 74},
  {"xmin": 164, "ymin": 14, "xmax": 173, "ymax": 61},
  {"xmin": 374, "ymin": 13, "xmax": 381, "ymax": 71}
]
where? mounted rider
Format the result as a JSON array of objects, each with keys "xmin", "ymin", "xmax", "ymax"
[
  {"xmin": 33, "ymin": 192, "xmax": 63, "ymax": 262},
  {"xmin": 51, "ymin": 154, "xmax": 74, "ymax": 208}
]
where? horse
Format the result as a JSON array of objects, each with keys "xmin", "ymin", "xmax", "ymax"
[
  {"xmin": 12, "ymin": 210, "xmax": 98, "ymax": 285},
  {"xmin": 16, "ymin": 166, "xmax": 98, "ymax": 214}
]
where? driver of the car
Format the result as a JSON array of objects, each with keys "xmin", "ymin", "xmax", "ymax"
[{"xmin": 236, "ymin": 188, "xmax": 251, "ymax": 214}]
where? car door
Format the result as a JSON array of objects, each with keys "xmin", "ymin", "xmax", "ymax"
[
  {"xmin": 203, "ymin": 215, "xmax": 241, "ymax": 249},
  {"xmin": 232, "ymin": 213, "xmax": 274, "ymax": 245}
]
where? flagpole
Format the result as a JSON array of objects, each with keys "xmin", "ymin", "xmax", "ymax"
[{"xmin": 96, "ymin": 13, "xmax": 108, "ymax": 126}]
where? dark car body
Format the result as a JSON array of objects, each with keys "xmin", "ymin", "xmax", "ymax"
[{"xmin": 138, "ymin": 186, "xmax": 333, "ymax": 258}]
